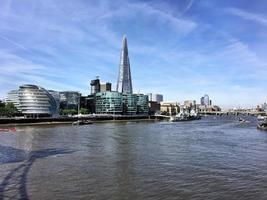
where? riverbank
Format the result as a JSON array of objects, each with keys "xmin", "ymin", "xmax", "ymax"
[{"xmin": 0, "ymin": 115, "xmax": 162, "ymax": 127}]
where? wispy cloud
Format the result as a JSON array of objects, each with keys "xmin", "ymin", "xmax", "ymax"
[{"xmin": 226, "ymin": 7, "xmax": 267, "ymax": 27}]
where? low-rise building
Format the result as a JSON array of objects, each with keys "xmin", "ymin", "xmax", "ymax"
[
  {"xmin": 59, "ymin": 91, "xmax": 80, "ymax": 110},
  {"xmin": 123, "ymin": 93, "xmax": 137, "ymax": 115},
  {"xmin": 136, "ymin": 94, "xmax": 149, "ymax": 115},
  {"xmin": 6, "ymin": 84, "xmax": 58, "ymax": 117},
  {"xmin": 160, "ymin": 102, "xmax": 180, "ymax": 116},
  {"xmin": 95, "ymin": 91, "xmax": 123, "ymax": 114}
]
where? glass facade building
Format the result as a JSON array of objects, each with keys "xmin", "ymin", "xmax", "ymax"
[
  {"xmin": 136, "ymin": 94, "xmax": 149, "ymax": 114},
  {"xmin": 123, "ymin": 94, "xmax": 137, "ymax": 115},
  {"xmin": 6, "ymin": 85, "xmax": 58, "ymax": 117},
  {"xmin": 59, "ymin": 91, "xmax": 80, "ymax": 110},
  {"xmin": 116, "ymin": 35, "xmax": 133, "ymax": 94},
  {"xmin": 95, "ymin": 92, "xmax": 123, "ymax": 114}
]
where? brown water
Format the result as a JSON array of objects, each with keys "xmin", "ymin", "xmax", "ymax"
[{"xmin": 1, "ymin": 116, "xmax": 267, "ymax": 200}]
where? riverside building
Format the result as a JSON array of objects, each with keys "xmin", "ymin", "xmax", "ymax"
[
  {"xmin": 95, "ymin": 91, "xmax": 123, "ymax": 114},
  {"xmin": 92, "ymin": 36, "xmax": 149, "ymax": 115},
  {"xmin": 6, "ymin": 84, "xmax": 58, "ymax": 117},
  {"xmin": 59, "ymin": 91, "xmax": 80, "ymax": 110}
]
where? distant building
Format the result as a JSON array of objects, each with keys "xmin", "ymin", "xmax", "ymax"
[
  {"xmin": 147, "ymin": 93, "xmax": 163, "ymax": 104},
  {"xmin": 184, "ymin": 100, "xmax": 196, "ymax": 108},
  {"xmin": 6, "ymin": 85, "xmax": 58, "ymax": 117},
  {"xmin": 95, "ymin": 91, "xmax": 123, "ymax": 114},
  {"xmin": 100, "ymin": 82, "xmax": 112, "ymax": 92},
  {"xmin": 160, "ymin": 102, "xmax": 180, "ymax": 116},
  {"xmin": 59, "ymin": 91, "xmax": 80, "ymax": 110},
  {"xmin": 200, "ymin": 94, "xmax": 211, "ymax": 106},
  {"xmin": 90, "ymin": 79, "xmax": 100, "ymax": 94},
  {"xmin": 200, "ymin": 97, "xmax": 204, "ymax": 106}
]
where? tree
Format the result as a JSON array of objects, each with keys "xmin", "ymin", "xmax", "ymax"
[
  {"xmin": 0, "ymin": 102, "xmax": 19, "ymax": 117},
  {"xmin": 80, "ymin": 108, "xmax": 89, "ymax": 114}
]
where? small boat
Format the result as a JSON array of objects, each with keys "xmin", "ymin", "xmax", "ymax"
[
  {"xmin": 257, "ymin": 115, "xmax": 267, "ymax": 121},
  {"xmin": 0, "ymin": 127, "xmax": 16, "ymax": 132},
  {"xmin": 257, "ymin": 121, "xmax": 267, "ymax": 131},
  {"xmin": 72, "ymin": 120, "xmax": 93, "ymax": 126},
  {"xmin": 238, "ymin": 118, "xmax": 249, "ymax": 123}
]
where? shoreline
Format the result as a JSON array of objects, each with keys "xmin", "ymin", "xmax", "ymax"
[{"xmin": 0, "ymin": 117, "xmax": 163, "ymax": 127}]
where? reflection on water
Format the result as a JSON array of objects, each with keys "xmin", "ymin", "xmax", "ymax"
[{"xmin": 0, "ymin": 116, "xmax": 267, "ymax": 200}]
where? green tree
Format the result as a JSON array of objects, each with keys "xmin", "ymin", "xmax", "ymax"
[
  {"xmin": 0, "ymin": 102, "xmax": 19, "ymax": 117},
  {"xmin": 80, "ymin": 108, "xmax": 89, "ymax": 114}
]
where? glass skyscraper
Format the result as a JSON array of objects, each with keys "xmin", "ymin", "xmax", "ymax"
[{"xmin": 116, "ymin": 35, "xmax": 133, "ymax": 94}]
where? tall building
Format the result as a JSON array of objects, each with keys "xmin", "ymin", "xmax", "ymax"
[
  {"xmin": 100, "ymin": 82, "xmax": 112, "ymax": 92},
  {"xmin": 90, "ymin": 79, "xmax": 100, "ymax": 94},
  {"xmin": 116, "ymin": 35, "xmax": 133, "ymax": 94},
  {"xmin": 147, "ymin": 93, "xmax": 163, "ymax": 103}
]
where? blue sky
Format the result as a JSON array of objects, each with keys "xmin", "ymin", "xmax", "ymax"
[{"xmin": 0, "ymin": 0, "xmax": 267, "ymax": 109}]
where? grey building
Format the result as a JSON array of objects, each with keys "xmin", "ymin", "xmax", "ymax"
[
  {"xmin": 59, "ymin": 91, "xmax": 80, "ymax": 110},
  {"xmin": 6, "ymin": 84, "xmax": 58, "ymax": 117},
  {"xmin": 147, "ymin": 93, "xmax": 163, "ymax": 104},
  {"xmin": 90, "ymin": 79, "xmax": 100, "ymax": 94},
  {"xmin": 116, "ymin": 35, "xmax": 133, "ymax": 94}
]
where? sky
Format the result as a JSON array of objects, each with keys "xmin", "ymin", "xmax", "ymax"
[{"xmin": 0, "ymin": 0, "xmax": 267, "ymax": 109}]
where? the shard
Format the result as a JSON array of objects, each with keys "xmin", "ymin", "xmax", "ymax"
[{"xmin": 116, "ymin": 35, "xmax": 133, "ymax": 94}]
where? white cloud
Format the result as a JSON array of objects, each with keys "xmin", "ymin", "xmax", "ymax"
[{"xmin": 226, "ymin": 7, "xmax": 267, "ymax": 27}]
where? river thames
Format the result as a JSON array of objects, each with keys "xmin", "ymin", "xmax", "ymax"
[{"xmin": 0, "ymin": 116, "xmax": 267, "ymax": 200}]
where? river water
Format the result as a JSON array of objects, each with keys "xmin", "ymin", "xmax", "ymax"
[{"xmin": 0, "ymin": 116, "xmax": 267, "ymax": 200}]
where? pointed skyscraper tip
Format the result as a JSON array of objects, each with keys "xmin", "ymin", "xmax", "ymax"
[{"xmin": 116, "ymin": 35, "xmax": 133, "ymax": 94}]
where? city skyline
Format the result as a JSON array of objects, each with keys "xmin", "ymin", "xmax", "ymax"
[{"xmin": 0, "ymin": 0, "xmax": 267, "ymax": 109}]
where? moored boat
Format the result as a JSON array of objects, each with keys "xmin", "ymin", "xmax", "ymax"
[
  {"xmin": 170, "ymin": 109, "xmax": 201, "ymax": 122},
  {"xmin": 72, "ymin": 120, "xmax": 93, "ymax": 126},
  {"xmin": 257, "ymin": 121, "xmax": 267, "ymax": 131}
]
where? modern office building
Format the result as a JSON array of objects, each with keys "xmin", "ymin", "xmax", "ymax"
[
  {"xmin": 116, "ymin": 35, "xmax": 133, "ymax": 94},
  {"xmin": 6, "ymin": 84, "xmax": 58, "ymax": 117},
  {"xmin": 100, "ymin": 82, "xmax": 112, "ymax": 92},
  {"xmin": 90, "ymin": 79, "xmax": 100, "ymax": 94},
  {"xmin": 136, "ymin": 94, "xmax": 149, "ymax": 114},
  {"xmin": 80, "ymin": 95, "xmax": 95, "ymax": 113},
  {"xmin": 147, "ymin": 93, "xmax": 163, "ymax": 104},
  {"xmin": 95, "ymin": 91, "xmax": 123, "ymax": 114},
  {"xmin": 123, "ymin": 93, "xmax": 137, "ymax": 115},
  {"xmin": 59, "ymin": 91, "xmax": 80, "ymax": 110}
]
